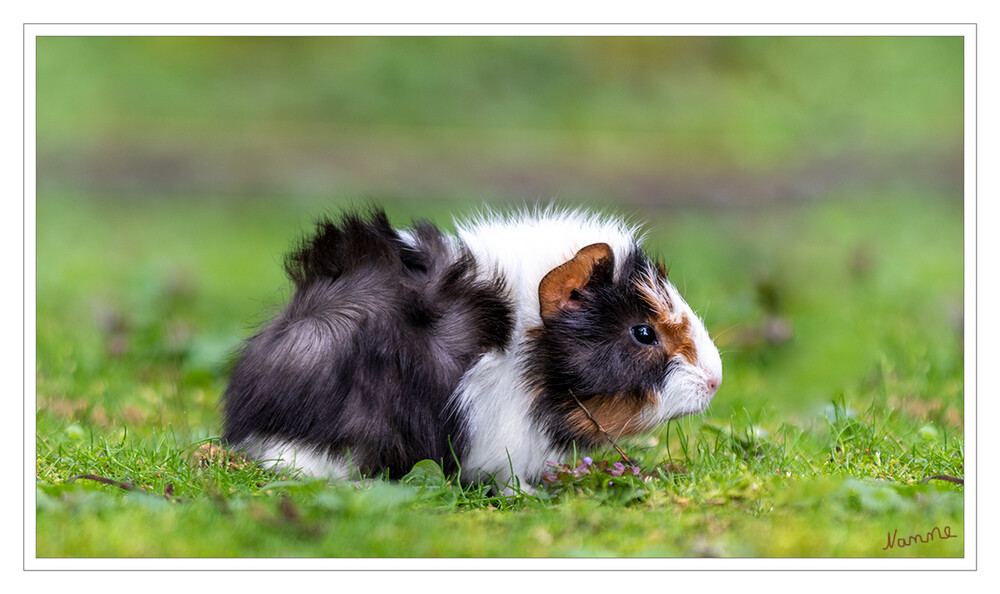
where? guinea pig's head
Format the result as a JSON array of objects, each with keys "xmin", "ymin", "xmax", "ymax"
[{"xmin": 526, "ymin": 242, "xmax": 723, "ymax": 448}]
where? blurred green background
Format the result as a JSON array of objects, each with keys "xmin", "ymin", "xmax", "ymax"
[
  {"xmin": 35, "ymin": 35, "xmax": 964, "ymax": 441},
  {"xmin": 37, "ymin": 36, "xmax": 963, "ymax": 204}
]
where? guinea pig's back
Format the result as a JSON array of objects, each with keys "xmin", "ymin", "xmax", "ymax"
[
  {"xmin": 222, "ymin": 210, "xmax": 514, "ymax": 478},
  {"xmin": 454, "ymin": 207, "xmax": 641, "ymax": 330}
]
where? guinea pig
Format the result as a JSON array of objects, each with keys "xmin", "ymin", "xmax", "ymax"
[{"xmin": 221, "ymin": 206, "xmax": 722, "ymax": 489}]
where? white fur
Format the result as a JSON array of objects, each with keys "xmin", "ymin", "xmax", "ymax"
[
  {"xmin": 448, "ymin": 349, "xmax": 567, "ymax": 489},
  {"xmin": 238, "ymin": 433, "xmax": 357, "ymax": 479}
]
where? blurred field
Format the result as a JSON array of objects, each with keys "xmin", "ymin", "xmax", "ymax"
[
  {"xmin": 33, "ymin": 36, "xmax": 965, "ymax": 559},
  {"xmin": 36, "ymin": 36, "xmax": 962, "ymax": 204}
]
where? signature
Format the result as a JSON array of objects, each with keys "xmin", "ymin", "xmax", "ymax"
[{"xmin": 883, "ymin": 526, "xmax": 957, "ymax": 550}]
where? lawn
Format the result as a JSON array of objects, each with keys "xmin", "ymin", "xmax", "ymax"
[{"xmin": 31, "ymin": 35, "xmax": 966, "ymax": 560}]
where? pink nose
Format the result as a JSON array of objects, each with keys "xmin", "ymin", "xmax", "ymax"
[{"xmin": 706, "ymin": 374, "xmax": 721, "ymax": 395}]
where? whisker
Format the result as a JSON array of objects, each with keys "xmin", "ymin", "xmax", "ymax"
[{"xmin": 710, "ymin": 324, "xmax": 740, "ymax": 340}]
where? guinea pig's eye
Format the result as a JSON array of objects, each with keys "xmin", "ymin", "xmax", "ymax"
[{"xmin": 630, "ymin": 324, "xmax": 658, "ymax": 346}]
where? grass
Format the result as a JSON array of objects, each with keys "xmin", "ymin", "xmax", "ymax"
[{"xmin": 33, "ymin": 190, "xmax": 964, "ymax": 559}]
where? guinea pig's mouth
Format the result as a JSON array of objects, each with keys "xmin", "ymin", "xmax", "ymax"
[
  {"xmin": 649, "ymin": 367, "xmax": 720, "ymax": 422},
  {"xmin": 686, "ymin": 390, "xmax": 714, "ymax": 416}
]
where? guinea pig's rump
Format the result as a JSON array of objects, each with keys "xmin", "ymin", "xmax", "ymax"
[{"xmin": 222, "ymin": 210, "xmax": 514, "ymax": 479}]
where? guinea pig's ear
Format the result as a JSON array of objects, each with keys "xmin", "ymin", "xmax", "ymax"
[{"xmin": 538, "ymin": 242, "xmax": 613, "ymax": 320}]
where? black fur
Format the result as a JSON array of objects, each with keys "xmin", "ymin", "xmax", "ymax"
[
  {"xmin": 525, "ymin": 248, "xmax": 673, "ymax": 448},
  {"xmin": 222, "ymin": 208, "xmax": 514, "ymax": 478}
]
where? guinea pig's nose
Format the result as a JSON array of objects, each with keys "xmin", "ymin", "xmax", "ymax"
[{"xmin": 705, "ymin": 372, "xmax": 721, "ymax": 395}]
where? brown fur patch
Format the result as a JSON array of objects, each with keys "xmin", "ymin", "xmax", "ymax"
[
  {"xmin": 636, "ymin": 277, "xmax": 697, "ymax": 364},
  {"xmin": 658, "ymin": 313, "xmax": 697, "ymax": 365},
  {"xmin": 538, "ymin": 243, "xmax": 612, "ymax": 320},
  {"xmin": 567, "ymin": 391, "xmax": 656, "ymax": 443},
  {"xmin": 191, "ymin": 443, "xmax": 253, "ymax": 471}
]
